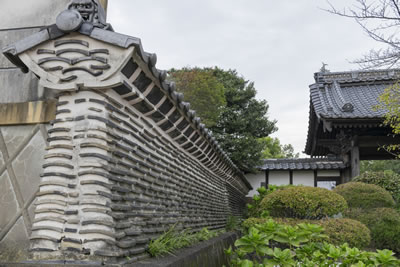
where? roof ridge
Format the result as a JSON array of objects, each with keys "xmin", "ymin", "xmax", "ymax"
[{"xmin": 314, "ymin": 69, "xmax": 400, "ymax": 83}]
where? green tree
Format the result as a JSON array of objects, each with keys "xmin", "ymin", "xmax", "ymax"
[
  {"xmin": 361, "ymin": 160, "xmax": 400, "ymax": 174},
  {"xmin": 260, "ymin": 137, "xmax": 299, "ymax": 159},
  {"xmin": 169, "ymin": 67, "xmax": 278, "ymax": 172},
  {"xmin": 169, "ymin": 68, "xmax": 226, "ymax": 127},
  {"xmin": 209, "ymin": 67, "xmax": 277, "ymax": 172}
]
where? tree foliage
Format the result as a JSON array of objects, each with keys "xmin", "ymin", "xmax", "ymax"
[
  {"xmin": 361, "ymin": 160, "xmax": 400, "ymax": 174},
  {"xmin": 326, "ymin": 0, "xmax": 400, "ymax": 69},
  {"xmin": 169, "ymin": 68, "xmax": 226, "ymax": 127},
  {"xmin": 169, "ymin": 67, "xmax": 278, "ymax": 172},
  {"xmin": 260, "ymin": 137, "xmax": 300, "ymax": 159}
]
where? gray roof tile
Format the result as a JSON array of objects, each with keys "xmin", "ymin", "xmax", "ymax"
[
  {"xmin": 310, "ymin": 70, "xmax": 398, "ymax": 119},
  {"xmin": 305, "ymin": 69, "xmax": 399, "ymax": 155},
  {"xmin": 259, "ymin": 158, "xmax": 347, "ymax": 170}
]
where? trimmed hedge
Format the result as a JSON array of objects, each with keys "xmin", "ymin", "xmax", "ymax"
[
  {"xmin": 345, "ymin": 207, "xmax": 400, "ymax": 253},
  {"xmin": 242, "ymin": 217, "xmax": 371, "ymax": 249},
  {"xmin": 259, "ymin": 186, "xmax": 347, "ymax": 219},
  {"xmin": 319, "ymin": 218, "xmax": 370, "ymax": 249},
  {"xmin": 333, "ymin": 182, "xmax": 395, "ymax": 209},
  {"xmin": 354, "ymin": 171, "xmax": 400, "ymax": 204}
]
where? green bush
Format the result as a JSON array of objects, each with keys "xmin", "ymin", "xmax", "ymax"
[
  {"xmin": 354, "ymin": 171, "xmax": 400, "ymax": 204},
  {"xmin": 243, "ymin": 217, "xmax": 370, "ymax": 249},
  {"xmin": 319, "ymin": 218, "xmax": 370, "ymax": 249},
  {"xmin": 346, "ymin": 207, "xmax": 400, "ymax": 253},
  {"xmin": 259, "ymin": 186, "xmax": 347, "ymax": 219},
  {"xmin": 247, "ymin": 185, "xmax": 295, "ymax": 218},
  {"xmin": 227, "ymin": 219, "xmax": 399, "ymax": 267},
  {"xmin": 333, "ymin": 182, "xmax": 395, "ymax": 209}
]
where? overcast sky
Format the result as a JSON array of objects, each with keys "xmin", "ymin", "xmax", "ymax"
[{"xmin": 108, "ymin": 0, "xmax": 382, "ymax": 156}]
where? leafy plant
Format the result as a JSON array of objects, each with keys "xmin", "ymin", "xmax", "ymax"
[
  {"xmin": 226, "ymin": 215, "xmax": 241, "ymax": 231},
  {"xmin": 226, "ymin": 219, "xmax": 400, "ymax": 267},
  {"xmin": 148, "ymin": 225, "xmax": 223, "ymax": 257},
  {"xmin": 260, "ymin": 186, "xmax": 347, "ymax": 219}
]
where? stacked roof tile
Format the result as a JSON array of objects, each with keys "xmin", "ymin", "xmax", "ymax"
[
  {"xmin": 259, "ymin": 158, "xmax": 347, "ymax": 171},
  {"xmin": 305, "ymin": 69, "xmax": 400, "ymax": 155}
]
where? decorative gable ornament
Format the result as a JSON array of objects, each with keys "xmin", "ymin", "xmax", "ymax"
[{"xmin": 3, "ymin": 0, "xmax": 147, "ymax": 92}]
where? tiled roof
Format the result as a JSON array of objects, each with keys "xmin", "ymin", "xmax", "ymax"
[
  {"xmin": 259, "ymin": 158, "xmax": 347, "ymax": 170},
  {"xmin": 311, "ymin": 70, "xmax": 399, "ymax": 119},
  {"xmin": 2, "ymin": 7, "xmax": 251, "ymax": 190},
  {"xmin": 305, "ymin": 69, "xmax": 400, "ymax": 155}
]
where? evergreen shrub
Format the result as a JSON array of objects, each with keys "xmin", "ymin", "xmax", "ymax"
[
  {"xmin": 354, "ymin": 171, "xmax": 400, "ymax": 204},
  {"xmin": 259, "ymin": 186, "xmax": 347, "ymax": 219},
  {"xmin": 318, "ymin": 218, "xmax": 370, "ymax": 249},
  {"xmin": 242, "ymin": 217, "xmax": 371, "ymax": 249},
  {"xmin": 333, "ymin": 182, "xmax": 395, "ymax": 209},
  {"xmin": 346, "ymin": 207, "xmax": 400, "ymax": 253}
]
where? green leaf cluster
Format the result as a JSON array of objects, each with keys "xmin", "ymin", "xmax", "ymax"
[
  {"xmin": 225, "ymin": 219, "xmax": 399, "ymax": 267},
  {"xmin": 360, "ymin": 160, "xmax": 400, "ymax": 175},
  {"xmin": 169, "ymin": 67, "xmax": 279, "ymax": 172},
  {"xmin": 148, "ymin": 224, "xmax": 223, "ymax": 257},
  {"xmin": 244, "ymin": 217, "xmax": 371, "ymax": 249},
  {"xmin": 169, "ymin": 68, "xmax": 226, "ymax": 128},
  {"xmin": 377, "ymin": 83, "xmax": 400, "ymax": 154},
  {"xmin": 259, "ymin": 186, "xmax": 347, "ymax": 219},
  {"xmin": 260, "ymin": 137, "xmax": 300, "ymax": 159}
]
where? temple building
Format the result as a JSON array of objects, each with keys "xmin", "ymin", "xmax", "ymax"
[{"xmin": 247, "ymin": 69, "xmax": 400, "ymax": 195}]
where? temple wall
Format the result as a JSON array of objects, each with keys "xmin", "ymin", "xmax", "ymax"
[
  {"xmin": 29, "ymin": 88, "xmax": 248, "ymax": 264},
  {"xmin": 0, "ymin": 2, "xmax": 75, "ymax": 258},
  {"xmin": 0, "ymin": 1, "xmax": 249, "ymax": 264},
  {"xmin": 0, "ymin": 0, "xmax": 108, "ymax": 262}
]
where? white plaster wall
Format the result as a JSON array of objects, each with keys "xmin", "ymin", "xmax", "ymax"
[
  {"xmin": 317, "ymin": 170, "xmax": 340, "ymax": 177},
  {"xmin": 0, "ymin": 0, "xmax": 71, "ymax": 29},
  {"xmin": 293, "ymin": 171, "xmax": 314, "ymax": 186},
  {"xmin": 269, "ymin": 171, "xmax": 290, "ymax": 186},
  {"xmin": 246, "ymin": 172, "xmax": 265, "ymax": 197}
]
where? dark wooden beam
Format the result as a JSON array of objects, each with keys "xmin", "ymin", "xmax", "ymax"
[
  {"xmin": 314, "ymin": 170, "xmax": 317, "ymax": 187},
  {"xmin": 289, "ymin": 170, "xmax": 293, "ymax": 185},
  {"xmin": 351, "ymin": 144, "xmax": 360, "ymax": 178},
  {"xmin": 265, "ymin": 170, "xmax": 269, "ymax": 188},
  {"xmin": 358, "ymin": 136, "xmax": 400, "ymax": 147}
]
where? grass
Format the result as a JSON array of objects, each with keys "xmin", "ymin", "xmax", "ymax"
[{"xmin": 148, "ymin": 224, "xmax": 225, "ymax": 257}]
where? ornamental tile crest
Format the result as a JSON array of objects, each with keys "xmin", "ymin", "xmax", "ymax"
[{"xmin": 3, "ymin": 0, "xmax": 135, "ymax": 91}]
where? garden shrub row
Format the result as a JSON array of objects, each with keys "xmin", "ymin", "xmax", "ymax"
[
  {"xmin": 243, "ymin": 217, "xmax": 371, "ymax": 249},
  {"xmin": 259, "ymin": 186, "xmax": 347, "ymax": 219},
  {"xmin": 227, "ymin": 218, "xmax": 398, "ymax": 267},
  {"xmin": 334, "ymin": 181, "xmax": 400, "ymax": 253}
]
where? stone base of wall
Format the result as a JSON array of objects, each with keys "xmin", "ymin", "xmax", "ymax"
[{"xmin": 0, "ymin": 232, "xmax": 238, "ymax": 267}]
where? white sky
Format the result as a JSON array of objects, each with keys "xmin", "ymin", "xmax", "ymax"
[{"xmin": 108, "ymin": 0, "xmax": 383, "ymax": 156}]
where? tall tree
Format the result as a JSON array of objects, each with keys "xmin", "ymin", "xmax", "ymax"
[
  {"xmin": 169, "ymin": 68, "xmax": 226, "ymax": 127},
  {"xmin": 169, "ymin": 67, "xmax": 278, "ymax": 172}
]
